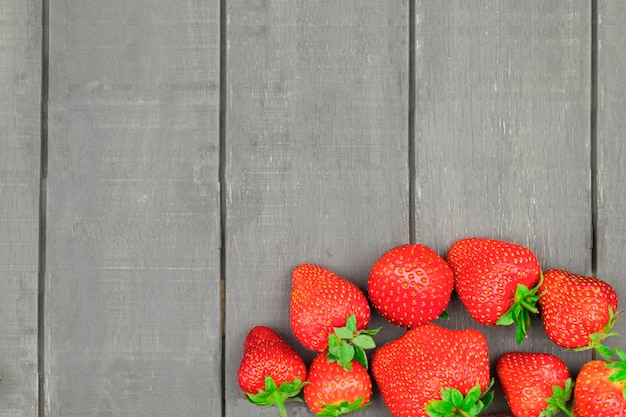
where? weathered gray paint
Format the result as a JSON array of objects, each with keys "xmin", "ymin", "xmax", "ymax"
[
  {"xmin": 597, "ymin": 0, "xmax": 626, "ymax": 343},
  {"xmin": 45, "ymin": 1, "xmax": 221, "ymax": 416},
  {"xmin": 224, "ymin": 2, "xmax": 409, "ymax": 416},
  {"xmin": 413, "ymin": 1, "xmax": 592, "ymax": 413},
  {"xmin": 1, "ymin": 1, "xmax": 625, "ymax": 416},
  {"xmin": 0, "ymin": 1, "xmax": 41, "ymax": 416}
]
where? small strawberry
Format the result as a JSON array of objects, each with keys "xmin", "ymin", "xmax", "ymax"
[
  {"xmin": 367, "ymin": 243, "xmax": 454, "ymax": 327},
  {"xmin": 303, "ymin": 352, "xmax": 372, "ymax": 416},
  {"xmin": 238, "ymin": 326, "xmax": 307, "ymax": 417},
  {"xmin": 538, "ymin": 269, "xmax": 621, "ymax": 358},
  {"xmin": 371, "ymin": 323, "xmax": 493, "ymax": 417},
  {"xmin": 571, "ymin": 348, "xmax": 626, "ymax": 417},
  {"xmin": 446, "ymin": 237, "xmax": 542, "ymax": 343},
  {"xmin": 496, "ymin": 351, "xmax": 573, "ymax": 417},
  {"xmin": 290, "ymin": 264, "xmax": 379, "ymax": 369}
]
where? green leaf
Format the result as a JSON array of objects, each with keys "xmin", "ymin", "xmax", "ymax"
[
  {"xmin": 244, "ymin": 376, "xmax": 307, "ymax": 414},
  {"xmin": 425, "ymin": 381, "xmax": 493, "ymax": 417},
  {"xmin": 352, "ymin": 334, "xmax": 376, "ymax": 350},
  {"xmin": 540, "ymin": 378, "xmax": 573, "ymax": 417},
  {"xmin": 345, "ymin": 314, "xmax": 357, "ymax": 332},
  {"xmin": 334, "ymin": 326, "xmax": 355, "ymax": 340},
  {"xmin": 315, "ymin": 397, "xmax": 369, "ymax": 416},
  {"xmin": 353, "ymin": 346, "xmax": 368, "ymax": 370},
  {"xmin": 339, "ymin": 342, "xmax": 355, "ymax": 370},
  {"xmin": 496, "ymin": 277, "xmax": 543, "ymax": 344}
]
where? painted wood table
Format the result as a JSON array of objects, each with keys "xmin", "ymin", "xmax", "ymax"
[{"xmin": 2, "ymin": 1, "xmax": 625, "ymax": 416}]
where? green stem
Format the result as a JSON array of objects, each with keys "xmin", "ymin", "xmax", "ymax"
[
  {"xmin": 557, "ymin": 403, "xmax": 574, "ymax": 417},
  {"xmin": 276, "ymin": 399, "xmax": 288, "ymax": 417},
  {"xmin": 272, "ymin": 392, "xmax": 288, "ymax": 417}
]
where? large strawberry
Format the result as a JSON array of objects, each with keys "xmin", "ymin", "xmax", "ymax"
[
  {"xmin": 571, "ymin": 349, "xmax": 626, "ymax": 417},
  {"xmin": 290, "ymin": 264, "xmax": 379, "ymax": 369},
  {"xmin": 303, "ymin": 352, "xmax": 372, "ymax": 416},
  {"xmin": 371, "ymin": 323, "xmax": 493, "ymax": 417},
  {"xmin": 446, "ymin": 237, "xmax": 542, "ymax": 343},
  {"xmin": 538, "ymin": 269, "xmax": 620, "ymax": 358},
  {"xmin": 496, "ymin": 351, "xmax": 573, "ymax": 417},
  {"xmin": 238, "ymin": 326, "xmax": 307, "ymax": 417},
  {"xmin": 368, "ymin": 243, "xmax": 454, "ymax": 327}
]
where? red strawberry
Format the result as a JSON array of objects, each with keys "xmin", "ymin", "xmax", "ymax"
[
  {"xmin": 368, "ymin": 243, "xmax": 454, "ymax": 327},
  {"xmin": 496, "ymin": 351, "xmax": 572, "ymax": 417},
  {"xmin": 371, "ymin": 323, "xmax": 493, "ymax": 417},
  {"xmin": 538, "ymin": 269, "xmax": 620, "ymax": 358},
  {"xmin": 303, "ymin": 352, "xmax": 372, "ymax": 416},
  {"xmin": 446, "ymin": 237, "xmax": 542, "ymax": 343},
  {"xmin": 238, "ymin": 326, "xmax": 307, "ymax": 417},
  {"xmin": 290, "ymin": 264, "xmax": 379, "ymax": 369},
  {"xmin": 571, "ymin": 349, "xmax": 626, "ymax": 417}
]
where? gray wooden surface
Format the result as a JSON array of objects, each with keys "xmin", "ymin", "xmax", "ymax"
[
  {"xmin": 0, "ymin": 1, "xmax": 41, "ymax": 416},
  {"xmin": 45, "ymin": 1, "xmax": 221, "ymax": 416},
  {"xmin": 2, "ymin": 0, "xmax": 626, "ymax": 416}
]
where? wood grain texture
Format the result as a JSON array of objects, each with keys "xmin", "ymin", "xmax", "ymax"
[
  {"xmin": 596, "ymin": 0, "xmax": 626, "ymax": 346},
  {"xmin": 45, "ymin": 1, "xmax": 221, "ymax": 416},
  {"xmin": 413, "ymin": 1, "xmax": 591, "ymax": 413},
  {"xmin": 224, "ymin": 1, "xmax": 409, "ymax": 416},
  {"xmin": 0, "ymin": 1, "xmax": 41, "ymax": 416}
]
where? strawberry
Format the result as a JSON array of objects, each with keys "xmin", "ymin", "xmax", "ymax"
[
  {"xmin": 290, "ymin": 264, "xmax": 379, "ymax": 369},
  {"xmin": 238, "ymin": 326, "xmax": 307, "ymax": 417},
  {"xmin": 538, "ymin": 269, "xmax": 621, "ymax": 358},
  {"xmin": 446, "ymin": 237, "xmax": 542, "ymax": 343},
  {"xmin": 496, "ymin": 351, "xmax": 573, "ymax": 417},
  {"xmin": 371, "ymin": 323, "xmax": 493, "ymax": 417},
  {"xmin": 303, "ymin": 352, "xmax": 372, "ymax": 416},
  {"xmin": 571, "ymin": 349, "xmax": 626, "ymax": 417},
  {"xmin": 367, "ymin": 243, "xmax": 454, "ymax": 327}
]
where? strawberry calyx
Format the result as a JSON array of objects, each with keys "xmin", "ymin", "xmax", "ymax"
[
  {"xmin": 327, "ymin": 314, "xmax": 380, "ymax": 370},
  {"xmin": 244, "ymin": 376, "xmax": 307, "ymax": 417},
  {"xmin": 605, "ymin": 347, "xmax": 626, "ymax": 400},
  {"xmin": 496, "ymin": 272, "xmax": 543, "ymax": 344},
  {"xmin": 314, "ymin": 397, "xmax": 370, "ymax": 417},
  {"xmin": 425, "ymin": 379, "xmax": 495, "ymax": 417},
  {"xmin": 540, "ymin": 377, "xmax": 574, "ymax": 417},
  {"xmin": 573, "ymin": 307, "xmax": 622, "ymax": 360}
]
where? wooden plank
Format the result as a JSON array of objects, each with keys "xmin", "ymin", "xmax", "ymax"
[
  {"xmin": 413, "ymin": 1, "xmax": 591, "ymax": 414},
  {"xmin": 596, "ymin": 1, "xmax": 626, "ymax": 347},
  {"xmin": 0, "ymin": 1, "xmax": 41, "ymax": 416},
  {"xmin": 224, "ymin": 1, "xmax": 409, "ymax": 416},
  {"xmin": 45, "ymin": 1, "xmax": 221, "ymax": 416}
]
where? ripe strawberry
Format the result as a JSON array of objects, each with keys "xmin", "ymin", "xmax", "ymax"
[
  {"xmin": 367, "ymin": 243, "xmax": 454, "ymax": 327},
  {"xmin": 496, "ymin": 351, "xmax": 572, "ymax": 417},
  {"xmin": 371, "ymin": 323, "xmax": 493, "ymax": 417},
  {"xmin": 238, "ymin": 326, "xmax": 307, "ymax": 417},
  {"xmin": 446, "ymin": 237, "xmax": 542, "ymax": 343},
  {"xmin": 571, "ymin": 349, "xmax": 626, "ymax": 417},
  {"xmin": 303, "ymin": 352, "xmax": 372, "ymax": 416},
  {"xmin": 290, "ymin": 264, "xmax": 379, "ymax": 369},
  {"xmin": 538, "ymin": 269, "xmax": 621, "ymax": 358}
]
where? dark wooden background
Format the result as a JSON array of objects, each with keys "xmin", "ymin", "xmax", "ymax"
[{"xmin": 2, "ymin": 1, "xmax": 625, "ymax": 416}]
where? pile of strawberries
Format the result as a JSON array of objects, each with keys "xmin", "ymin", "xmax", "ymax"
[{"xmin": 237, "ymin": 238, "xmax": 626, "ymax": 417}]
